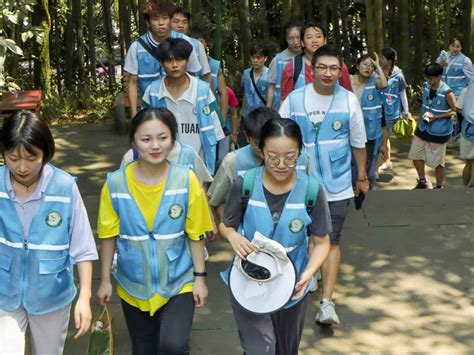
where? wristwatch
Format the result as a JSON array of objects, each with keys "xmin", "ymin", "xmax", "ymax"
[{"xmin": 193, "ymin": 271, "xmax": 207, "ymax": 277}]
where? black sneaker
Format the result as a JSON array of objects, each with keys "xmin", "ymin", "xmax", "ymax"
[{"xmin": 414, "ymin": 179, "xmax": 432, "ymax": 189}]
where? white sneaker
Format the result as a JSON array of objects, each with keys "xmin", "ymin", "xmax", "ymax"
[
  {"xmin": 309, "ymin": 276, "xmax": 318, "ymax": 293},
  {"xmin": 315, "ymin": 300, "xmax": 340, "ymax": 325},
  {"xmin": 378, "ymin": 162, "xmax": 393, "ymax": 172}
]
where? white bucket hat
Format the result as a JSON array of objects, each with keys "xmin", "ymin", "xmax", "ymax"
[{"xmin": 229, "ymin": 232, "xmax": 296, "ymax": 314}]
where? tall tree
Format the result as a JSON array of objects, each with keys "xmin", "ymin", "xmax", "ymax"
[
  {"xmin": 340, "ymin": 0, "xmax": 351, "ymax": 61},
  {"xmin": 72, "ymin": 0, "xmax": 85, "ymax": 83},
  {"xmin": 87, "ymin": 0, "xmax": 96, "ymax": 84},
  {"xmin": 373, "ymin": 0, "xmax": 384, "ymax": 53},
  {"xmin": 102, "ymin": 0, "xmax": 116, "ymax": 90},
  {"xmin": 214, "ymin": 0, "xmax": 222, "ymax": 60},
  {"xmin": 398, "ymin": 0, "xmax": 410, "ymax": 75},
  {"xmin": 236, "ymin": 0, "xmax": 252, "ymax": 66},
  {"xmin": 138, "ymin": 0, "xmax": 147, "ymax": 34},
  {"xmin": 118, "ymin": 0, "xmax": 132, "ymax": 63},
  {"xmin": 444, "ymin": 2, "xmax": 451, "ymax": 47},
  {"xmin": 462, "ymin": 0, "xmax": 472, "ymax": 56},
  {"xmin": 429, "ymin": 0, "xmax": 439, "ymax": 59},
  {"xmin": 365, "ymin": 0, "xmax": 375, "ymax": 55},
  {"xmin": 320, "ymin": 0, "xmax": 328, "ymax": 32},
  {"xmin": 331, "ymin": 1, "xmax": 341, "ymax": 48},
  {"xmin": 64, "ymin": 0, "xmax": 75, "ymax": 90},
  {"xmin": 414, "ymin": 0, "xmax": 424, "ymax": 83}
]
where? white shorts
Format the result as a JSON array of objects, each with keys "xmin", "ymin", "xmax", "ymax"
[
  {"xmin": 460, "ymin": 136, "xmax": 474, "ymax": 160},
  {"xmin": 408, "ymin": 136, "xmax": 447, "ymax": 168}
]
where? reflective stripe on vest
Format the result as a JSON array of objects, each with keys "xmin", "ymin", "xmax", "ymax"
[
  {"xmin": 418, "ymin": 82, "xmax": 453, "ymax": 136},
  {"xmin": 0, "ymin": 165, "xmax": 76, "ymax": 315},
  {"xmin": 107, "ymin": 163, "xmax": 193, "ymax": 299},
  {"xmin": 381, "ymin": 71, "xmax": 404, "ymax": 120},
  {"xmin": 443, "ymin": 53, "xmax": 468, "ymax": 97},
  {"xmin": 242, "ymin": 67, "xmax": 269, "ymax": 118},
  {"xmin": 360, "ymin": 76, "xmax": 383, "ymax": 140}
]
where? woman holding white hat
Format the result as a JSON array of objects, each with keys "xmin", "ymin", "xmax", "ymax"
[{"xmin": 219, "ymin": 117, "xmax": 331, "ymax": 355}]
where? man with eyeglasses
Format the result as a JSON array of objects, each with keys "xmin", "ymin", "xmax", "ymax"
[{"xmin": 279, "ymin": 45, "xmax": 369, "ymax": 326}]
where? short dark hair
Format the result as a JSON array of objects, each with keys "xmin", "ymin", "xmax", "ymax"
[
  {"xmin": 449, "ymin": 37, "xmax": 463, "ymax": 48},
  {"xmin": 171, "ymin": 6, "xmax": 191, "ymax": 21},
  {"xmin": 258, "ymin": 117, "xmax": 303, "ymax": 153},
  {"xmin": 250, "ymin": 43, "xmax": 269, "ymax": 57},
  {"xmin": 424, "ymin": 63, "xmax": 443, "ymax": 77},
  {"xmin": 381, "ymin": 47, "xmax": 397, "ymax": 63},
  {"xmin": 189, "ymin": 27, "xmax": 205, "ymax": 41},
  {"xmin": 130, "ymin": 108, "xmax": 178, "ymax": 144},
  {"xmin": 301, "ymin": 23, "xmax": 327, "ymax": 41},
  {"xmin": 243, "ymin": 107, "xmax": 280, "ymax": 138},
  {"xmin": 143, "ymin": 0, "xmax": 175, "ymax": 22},
  {"xmin": 0, "ymin": 110, "xmax": 55, "ymax": 164},
  {"xmin": 311, "ymin": 45, "xmax": 342, "ymax": 67},
  {"xmin": 156, "ymin": 38, "xmax": 193, "ymax": 62}
]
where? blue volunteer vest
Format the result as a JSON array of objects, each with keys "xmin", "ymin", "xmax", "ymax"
[
  {"xmin": 208, "ymin": 56, "xmax": 221, "ymax": 96},
  {"xmin": 221, "ymin": 167, "xmax": 314, "ymax": 309},
  {"xmin": 148, "ymin": 78, "xmax": 218, "ymax": 175},
  {"xmin": 418, "ymin": 82, "xmax": 453, "ymax": 137},
  {"xmin": 273, "ymin": 52, "xmax": 288, "ymax": 109},
  {"xmin": 289, "ymin": 84, "xmax": 352, "ymax": 194},
  {"xmin": 360, "ymin": 76, "xmax": 383, "ymax": 140},
  {"xmin": 234, "ymin": 144, "xmax": 308, "ymax": 178},
  {"xmin": 0, "ymin": 165, "xmax": 76, "ymax": 315},
  {"xmin": 189, "ymin": 37, "xmax": 203, "ymax": 77},
  {"xmin": 242, "ymin": 67, "xmax": 269, "ymax": 118},
  {"xmin": 381, "ymin": 70, "xmax": 405, "ymax": 121},
  {"xmin": 443, "ymin": 53, "xmax": 468, "ymax": 98},
  {"xmin": 107, "ymin": 163, "xmax": 194, "ymax": 299},
  {"xmin": 292, "ymin": 55, "xmax": 306, "ymax": 91},
  {"xmin": 136, "ymin": 31, "xmax": 185, "ymax": 97}
]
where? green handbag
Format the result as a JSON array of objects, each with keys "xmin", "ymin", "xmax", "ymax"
[
  {"xmin": 86, "ymin": 306, "xmax": 114, "ymax": 355},
  {"xmin": 393, "ymin": 117, "xmax": 417, "ymax": 139}
]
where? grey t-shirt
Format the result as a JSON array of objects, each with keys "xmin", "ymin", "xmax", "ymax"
[
  {"xmin": 267, "ymin": 48, "xmax": 298, "ymax": 84},
  {"xmin": 223, "ymin": 176, "xmax": 332, "ymax": 237}
]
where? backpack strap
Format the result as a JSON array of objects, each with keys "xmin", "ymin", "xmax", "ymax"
[
  {"xmin": 241, "ymin": 167, "xmax": 258, "ymax": 214},
  {"xmin": 293, "ymin": 53, "xmax": 304, "ymax": 86},
  {"xmin": 137, "ymin": 37, "xmax": 160, "ymax": 62},
  {"xmin": 305, "ymin": 175, "xmax": 319, "ymax": 215}
]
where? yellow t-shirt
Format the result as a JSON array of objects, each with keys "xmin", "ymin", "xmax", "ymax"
[{"xmin": 97, "ymin": 162, "xmax": 213, "ymax": 315}]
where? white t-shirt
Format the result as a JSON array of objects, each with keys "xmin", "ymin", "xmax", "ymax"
[
  {"xmin": 123, "ymin": 32, "xmax": 201, "ymax": 75},
  {"xmin": 279, "ymin": 84, "xmax": 367, "ymax": 201},
  {"xmin": 142, "ymin": 74, "xmax": 225, "ymax": 159}
]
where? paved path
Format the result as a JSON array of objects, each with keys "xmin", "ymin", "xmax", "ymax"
[{"xmin": 48, "ymin": 123, "xmax": 473, "ymax": 354}]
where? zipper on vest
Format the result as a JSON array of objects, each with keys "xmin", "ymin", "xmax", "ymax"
[
  {"xmin": 149, "ymin": 231, "xmax": 159, "ymax": 293},
  {"xmin": 20, "ymin": 239, "xmax": 29, "ymax": 305}
]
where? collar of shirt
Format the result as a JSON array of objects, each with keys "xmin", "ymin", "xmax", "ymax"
[
  {"xmin": 146, "ymin": 31, "xmax": 159, "ymax": 48},
  {"xmin": 157, "ymin": 72, "xmax": 198, "ymax": 104},
  {"xmin": 6, "ymin": 164, "xmax": 54, "ymax": 203}
]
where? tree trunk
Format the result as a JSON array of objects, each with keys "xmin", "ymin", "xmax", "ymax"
[
  {"xmin": 87, "ymin": 0, "xmax": 96, "ymax": 84},
  {"xmin": 444, "ymin": 2, "xmax": 451, "ymax": 48},
  {"xmin": 462, "ymin": 0, "xmax": 472, "ymax": 56},
  {"xmin": 389, "ymin": 1, "xmax": 398, "ymax": 47},
  {"xmin": 138, "ymin": 0, "xmax": 147, "ymax": 34},
  {"xmin": 414, "ymin": 0, "xmax": 424, "ymax": 83},
  {"xmin": 214, "ymin": 0, "xmax": 222, "ymax": 60},
  {"xmin": 373, "ymin": 0, "xmax": 383, "ymax": 53},
  {"xmin": 72, "ymin": 0, "xmax": 85, "ymax": 83},
  {"xmin": 190, "ymin": 0, "xmax": 202, "ymax": 17},
  {"xmin": 237, "ymin": 0, "xmax": 252, "ymax": 66},
  {"xmin": 51, "ymin": 0, "xmax": 62, "ymax": 93},
  {"xmin": 365, "ymin": 0, "xmax": 375, "ymax": 55},
  {"xmin": 118, "ymin": 0, "xmax": 132, "ymax": 63},
  {"xmin": 429, "ymin": 0, "xmax": 439, "ymax": 59},
  {"xmin": 340, "ymin": 0, "xmax": 351, "ymax": 61},
  {"xmin": 331, "ymin": 1, "xmax": 340, "ymax": 47},
  {"xmin": 64, "ymin": 0, "xmax": 75, "ymax": 90},
  {"xmin": 102, "ymin": 0, "xmax": 116, "ymax": 90},
  {"xmin": 130, "ymin": 0, "xmax": 139, "ymax": 32},
  {"xmin": 399, "ymin": 0, "xmax": 410, "ymax": 80},
  {"xmin": 320, "ymin": 0, "xmax": 328, "ymax": 32},
  {"xmin": 282, "ymin": 0, "xmax": 291, "ymax": 25}
]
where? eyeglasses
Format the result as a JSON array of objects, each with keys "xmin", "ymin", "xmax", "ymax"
[
  {"xmin": 360, "ymin": 62, "xmax": 375, "ymax": 70},
  {"xmin": 314, "ymin": 65, "xmax": 341, "ymax": 74},
  {"xmin": 265, "ymin": 156, "xmax": 298, "ymax": 168}
]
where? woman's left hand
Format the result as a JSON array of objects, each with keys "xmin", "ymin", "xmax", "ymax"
[
  {"xmin": 193, "ymin": 277, "xmax": 208, "ymax": 308},
  {"xmin": 292, "ymin": 269, "xmax": 313, "ymax": 300},
  {"xmin": 73, "ymin": 295, "xmax": 92, "ymax": 339}
]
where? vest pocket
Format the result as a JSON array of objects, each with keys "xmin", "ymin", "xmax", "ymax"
[
  {"xmin": 329, "ymin": 145, "xmax": 351, "ymax": 178},
  {"xmin": 0, "ymin": 253, "xmax": 13, "ymax": 296},
  {"xmin": 165, "ymin": 238, "xmax": 192, "ymax": 285},
  {"xmin": 117, "ymin": 245, "xmax": 145, "ymax": 285},
  {"xmin": 38, "ymin": 255, "xmax": 71, "ymax": 299}
]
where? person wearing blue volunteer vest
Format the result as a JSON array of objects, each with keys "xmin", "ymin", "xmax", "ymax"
[
  {"xmin": 124, "ymin": 1, "xmax": 204, "ymax": 118},
  {"xmin": 279, "ymin": 45, "xmax": 369, "ymax": 326},
  {"xmin": 455, "ymin": 63, "xmax": 474, "ymax": 187},
  {"xmin": 169, "ymin": 8, "xmax": 211, "ymax": 82},
  {"xmin": 267, "ymin": 20, "xmax": 303, "ymax": 110},
  {"xmin": 350, "ymin": 53, "xmax": 387, "ymax": 188},
  {"xmin": 241, "ymin": 44, "xmax": 270, "ymax": 119},
  {"xmin": 378, "ymin": 47, "xmax": 411, "ymax": 173},
  {"xmin": 408, "ymin": 63, "xmax": 457, "ymax": 189},
  {"xmin": 219, "ymin": 117, "xmax": 331, "ymax": 355},
  {"xmin": 0, "ymin": 111, "xmax": 97, "ymax": 354},
  {"xmin": 141, "ymin": 37, "xmax": 225, "ymax": 176},
  {"xmin": 97, "ymin": 108, "xmax": 213, "ymax": 355},
  {"xmin": 437, "ymin": 37, "xmax": 472, "ymax": 99}
]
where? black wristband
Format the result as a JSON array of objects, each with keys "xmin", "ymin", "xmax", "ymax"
[{"xmin": 193, "ymin": 271, "xmax": 207, "ymax": 277}]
